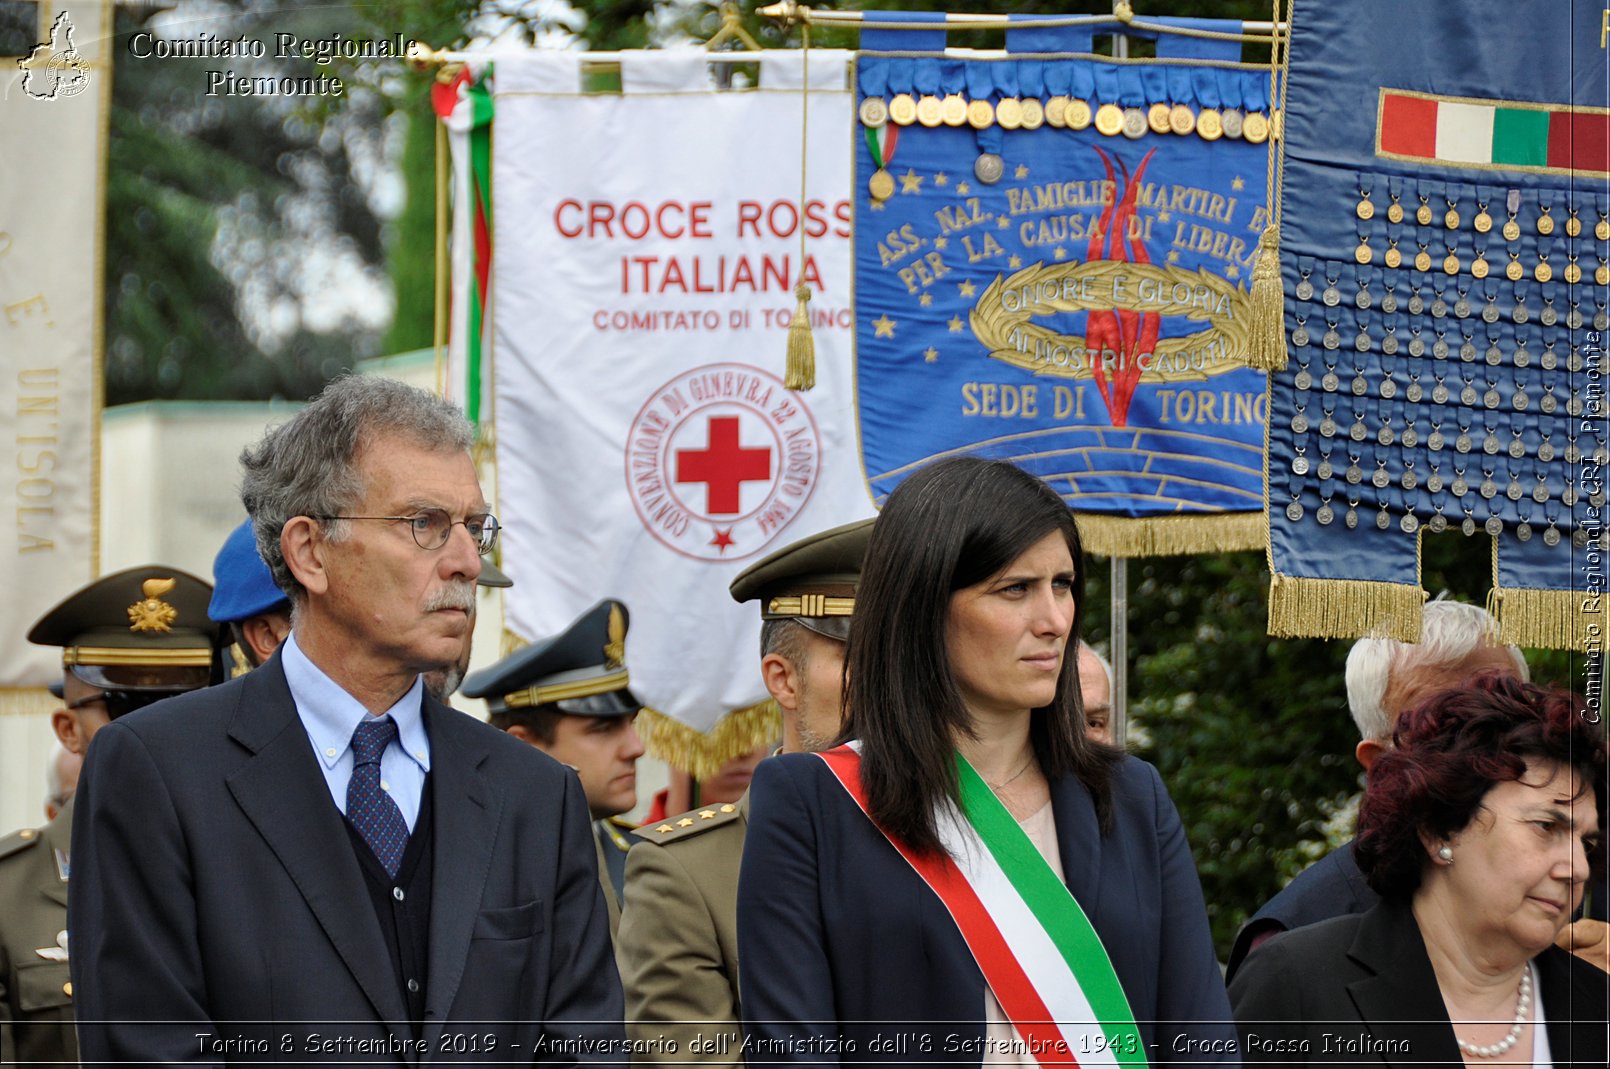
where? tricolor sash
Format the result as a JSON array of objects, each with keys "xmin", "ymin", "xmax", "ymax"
[{"xmin": 817, "ymin": 745, "xmax": 1148, "ymax": 1068}]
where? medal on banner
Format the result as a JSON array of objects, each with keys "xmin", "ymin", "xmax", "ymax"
[{"xmin": 865, "ymin": 121, "xmax": 899, "ymax": 202}]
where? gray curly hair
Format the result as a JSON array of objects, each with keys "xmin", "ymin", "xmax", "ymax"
[{"xmin": 239, "ymin": 375, "xmax": 475, "ymax": 603}]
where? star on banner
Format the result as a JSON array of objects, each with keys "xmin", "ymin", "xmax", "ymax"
[
  {"xmin": 1158, "ymin": 210, "xmax": 1171, "ymax": 222},
  {"xmin": 923, "ymin": 347, "xmax": 939, "ymax": 363},
  {"xmin": 919, "ymin": 293, "xmax": 933, "ymax": 307},
  {"xmin": 872, "ymin": 314, "xmax": 897, "ymax": 338},
  {"xmin": 1226, "ymin": 265, "xmax": 1240, "ymax": 279},
  {"xmin": 1008, "ymin": 255, "xmax": 1022, "ymax": 268},
  {"xmin": 710, "ymin": 527, "xmax": 735, "ymax": 552},
  {"xmin": 935, "ymin": 172, "xmax": 949, "ymax": 187},
  {"xmin": 996, "ymin": 215, "xmax": 1011, "ymax": 229},
  {"xmin": 948, "ymin": 316, "xmax": 964, "ymax": 332},
  {"xmin": 934, "ymin": 236, "xmax": 949, "ymax": 250},
  {"xmin": 958, "ymin": 280, "xmax": 977, "ymax": 298},
  {"xmin": 1014, "ymin": 164, "xmax": 1029, "ymax": 179},
  {"xmin": 900, "ymin": 169, "xmax": 923, "ymax": 194},
  {"xmin": 956, "ymin": 181, "xmax": 971, "ymax": 195},
  {"xmin": 1166, "ymin": 250, "xmax": 1180, "ymax": 263},
  {"xmin": 870, "ymin": 200, "xmax": 886, "ymax": 212},
  {"xmin": 1054, "ymin": 247, "xmax": 1067, "ymax": 260},
  {"xmin": 1232, "ymin": 176, "xmax": 1245, "ymax": 191}
]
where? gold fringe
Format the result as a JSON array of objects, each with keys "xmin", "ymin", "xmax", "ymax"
[
  {"xmin": 785, "ymin": 284, "xmax": 816, "ymax": 391},
  {"xmin": 636, "ymin": 701, "xmax": 783, "ymax": 780},
  {"xmin": 1494, "ymin": 586, "xmax": 1595, "ymax": 652},
  {"xmin": 1242, "ymin": 225, "xmax": 1288, "ymax": 370},
  {"xmin": 500, "ymin": 627, "xmax": 530, "ymax": 658},
  {"xmin": 1074, "ymin": 512, "xmax": 1266, "ymax": 558},
  {"xmin": 0, "ymin": 688, "xmax": 60, "ymax": 717},
  {"xmin": 1268, "ymin": 573, "xmax": 1425, "ymax": 642}
]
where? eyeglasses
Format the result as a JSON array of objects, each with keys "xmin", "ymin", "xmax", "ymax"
[
  {"xmin": 319, "ymin": 509, "xmax": 501, "ymax": 553},
  {"xmin": 66, "ymin": 689, "xmax": 170, "ymax": 720}
]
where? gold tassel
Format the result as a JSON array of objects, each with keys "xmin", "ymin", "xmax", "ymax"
[
  {"xmin": 636, "ymin": 701, "xmax": 784, "ymax": 780},
  {"xmin": 1243, "ymin": 224, "xmax": 1288, "ymax": 371},
  {"xmin": 1268, "ymin": 573, "xmax": 1425, "ymax": 642},
  {"xmin": 1494, "ymin": 586, "xmax": 1595, "ymax": 652},
  {"xmin": 1074, "ymin": 512, "xmax": 1265, "ymax": 558},
  {"xmin": 784, "ymin": 284, "xmax": 816, "ymax": 391}
]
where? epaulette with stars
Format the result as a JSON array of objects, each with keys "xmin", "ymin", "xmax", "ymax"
[{"xmin": 631, "ymin": 802, "xmax": 741, "ymax": 845}]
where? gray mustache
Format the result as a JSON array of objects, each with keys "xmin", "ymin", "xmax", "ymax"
[{"xmin": 424, "ymin": 583, "xmax": 476, "ymax": 613}]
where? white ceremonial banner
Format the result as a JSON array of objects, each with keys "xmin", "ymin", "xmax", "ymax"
[
  {"xmin": 492, "ymin": 50, "xmax": 873, "ymax": 762},
  {"xmin": 0, "ymin": 0, "xmax": 109, "ymax": 711}
]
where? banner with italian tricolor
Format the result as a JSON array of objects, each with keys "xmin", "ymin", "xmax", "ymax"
[
  {"xmin": 1377, "ymin": 90, "xmax": 1609, "ymax": 176},
  {"xmin": 1255, "ymin": 0, "xmax": 1609, "ymax": 652}
]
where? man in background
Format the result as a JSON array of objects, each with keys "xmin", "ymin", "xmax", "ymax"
[
  {"xmin": 617, "ymin": 518, "xmax": 873, "ymax": 1066},
  {"xmin": 1, "ymin": 566, "xmax": 217, "ymax": 1067},
  {"xmin": 1077, "ymin": 641, "xmax": 1116, "ymax": 745},
  {"xmin": 464, "ymin": 598, "xmax": 645, "ymax": 932}
]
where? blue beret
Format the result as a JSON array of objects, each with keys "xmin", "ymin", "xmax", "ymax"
[{"xmin": 209, "ymin": 519, "xmax": 290, "ymax": 623}]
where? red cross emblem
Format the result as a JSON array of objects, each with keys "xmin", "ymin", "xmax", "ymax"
[
  {"xmin": 625, "ymin": 363, "xmax": 823, "ymax": 562},
  {"xmin": 675, "ymin": 417, "xmax": 772, "ymax": 515}
]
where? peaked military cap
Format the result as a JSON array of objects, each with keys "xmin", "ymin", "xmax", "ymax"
[
  {"xmin": 209, "ymin": 519, "xmax": 291, "ymax": 624},
  {"xmin": 461, "ymin": 598, "xmax": 641, "ymax": 717},
  {"xmin": 28, "ymin": 565, "xmax": 219, "ymax": 693},
  {"xmin": 476, "ymin": 556, "xmax": 513, "ymax": 589},
  {"xmin": 728, "ymin": 518, "xmax": 875, "ymax": 641}
]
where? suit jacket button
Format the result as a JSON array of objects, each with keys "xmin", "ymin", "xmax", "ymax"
[
  {"xmin": 407, "ymin": 979, "xmax": 419, "ymax": 993},
  {"xmin": 392, "ymin": 887, "xmax": 405, "ymax": 901}
]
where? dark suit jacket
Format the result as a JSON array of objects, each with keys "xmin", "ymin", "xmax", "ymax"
[
  {"xmin": 1229, "ymin": 898, "xmax": 1609, "ymax": 1067},
  {"xmin": 68, "ymin": 650, "xmax": 624, "ymax": 1065},
  {"xmin": 1226, "ymin": 839, "xmax": 1378, "ymax": 981},
  {"xmin": 737, "ymin": 753, "xmax": 1236, "ymax": 1065}
]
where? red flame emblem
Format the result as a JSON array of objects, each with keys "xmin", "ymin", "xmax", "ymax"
[{"xmin": 1083, "ymin": 147, "xmax": 1159, "ymax": 427}]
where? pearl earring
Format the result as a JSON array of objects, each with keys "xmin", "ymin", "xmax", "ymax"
[{"xmin": 1437, "ymin": 845, "xmax": 1454, "ymax": 863}]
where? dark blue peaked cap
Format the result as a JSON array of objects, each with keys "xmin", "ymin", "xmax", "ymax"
[{"xmin": 462, "ymin": 598, "xmax": 641, "ymax": 717}]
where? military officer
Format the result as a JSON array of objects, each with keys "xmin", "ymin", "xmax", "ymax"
[
  {"xmin": 462, "ymin": 598, "xmax": 644, "ymax": 935},
  {"xmin": 0, "ymin": 566, "xmax": 217, "ymax": 1067},
  {"xmin": 616, "ymin": 518, "xmax": 873, "ymax": 1066}
]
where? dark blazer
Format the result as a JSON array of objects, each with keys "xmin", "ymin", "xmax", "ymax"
[
  {"xmin": 1229, "ymin": 898, "xmax": 1609, "ymax": 1067},
  {"xmin": 68, "ymin": 649, "xmax": 624, "ymax": 1065},
  {"xmin": 1226, "ymin": 839, "xmax": 1378, "ymax": 981},
  {"xmin": 737, "ymin": 753, "xmax": 1237, "ymax": 1066}
]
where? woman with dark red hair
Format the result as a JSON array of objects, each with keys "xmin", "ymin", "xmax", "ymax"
[{"xmin": 1230, "ymin": 672, "xmax": 1608, "ymax": 1066}]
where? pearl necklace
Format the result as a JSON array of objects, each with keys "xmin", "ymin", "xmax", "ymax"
[{"xmin": 1455, "ymin": 968, "xmax": 1532, "ymax": 1059}]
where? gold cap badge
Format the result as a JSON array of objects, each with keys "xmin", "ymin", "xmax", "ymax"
[{"xmin": 127, "ymin": 577, "xmax": 179, "ymax": 633}]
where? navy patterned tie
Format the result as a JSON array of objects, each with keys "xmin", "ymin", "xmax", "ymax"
[{"xmin": 347, "ymin": 716, "xmax": 409, "ymax": 877}]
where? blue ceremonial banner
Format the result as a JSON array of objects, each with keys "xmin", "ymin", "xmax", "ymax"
[
  {"xmin": 1264, "ymin": 0, "xmax": 1609, "ymax": 650},
  {"xmin": 852, "ymin": 32, "xmax": 1274, "ymax": 557}
]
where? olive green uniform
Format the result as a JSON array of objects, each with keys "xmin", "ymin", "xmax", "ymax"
[
  {"xmin": 618, "ymin": 796, "xmax": 747, "ymax": 1067},
  {"xmin": 0, "ymin": 798, "xmax": 76, "ymax": 1068}
]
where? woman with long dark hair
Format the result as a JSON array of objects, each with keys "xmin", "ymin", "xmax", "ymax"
[{"xmin": 737, "ymin": 457, "xmax": 1235, "ymax": 1065}]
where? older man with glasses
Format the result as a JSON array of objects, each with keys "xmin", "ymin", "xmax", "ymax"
[
  {"xmin": 67, "ymin": 375, "xmax": 623, "ymax": 1064},
  {"xmin": 1, "ymin": 565, "xmax": 219, "ymax": 1068}
]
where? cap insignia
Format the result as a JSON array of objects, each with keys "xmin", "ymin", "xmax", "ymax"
[
  {"xmin": 604, "ymin": 603, "xmax": 626, "ymax": 669},
  {"xmin": 127, "ymin": 578, "xmax": 179, "ymax": 633}
]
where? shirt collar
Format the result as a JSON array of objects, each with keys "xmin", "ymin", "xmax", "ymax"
[{"xmin": 282, "ymin": 632, "xmax": 432, "ymax": 774}]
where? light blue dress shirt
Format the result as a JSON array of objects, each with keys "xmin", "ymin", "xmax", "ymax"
[{"xmin": 281, "ymin": 631, "xmax": 432, "ymax": 831}]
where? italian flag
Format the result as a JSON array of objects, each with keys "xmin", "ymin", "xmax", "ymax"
[
  {"xmin": 1378, "ymin": 90, "xmax": 1609, "ymax": 174},
  {"xmin": 432, "ymin": 63, "xmax": 495, "ymax": 428}
]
